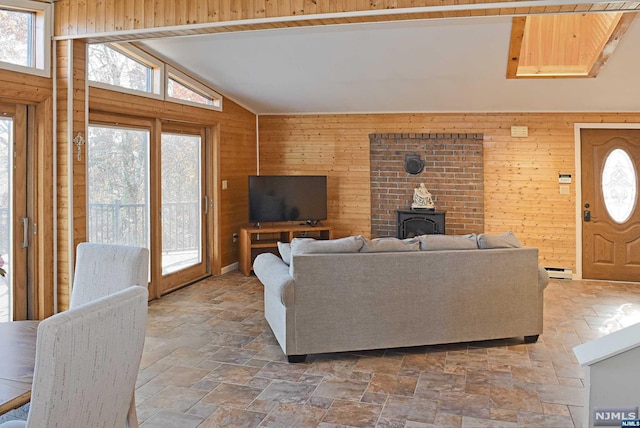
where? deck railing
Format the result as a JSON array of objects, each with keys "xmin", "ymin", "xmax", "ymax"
[
  {"xmin": 88, "ymin": 201, "xmax": 199, "ymax": 251},
  {"xmin": 1, "ymin": 201, "xmax": 199, "ymax": 256}
]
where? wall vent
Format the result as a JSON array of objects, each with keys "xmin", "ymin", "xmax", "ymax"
[
  {"xmin": 511, "ymin": 126, "xmax": 529, "ymax": 137},
  {"xmin": 545, "ymin": 267, "xmax": 573, "ymax": 280}
]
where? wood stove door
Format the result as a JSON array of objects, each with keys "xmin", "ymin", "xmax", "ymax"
[{"xmin": 396, "ymin": 211, "xmax": 445, "ymax": 239}]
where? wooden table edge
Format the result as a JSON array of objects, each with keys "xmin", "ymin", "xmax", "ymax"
[{"xmin": 0, "ymin": 390, "xmax": 31, "ymax": 415}]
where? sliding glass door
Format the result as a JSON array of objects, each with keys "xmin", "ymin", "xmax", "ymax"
[
  {"xmin": 0, "ymin": 104, "xmax": 28, "ymax": 321},
  {"xmin": 159, "ymin": 125, "xmax": 208, "ymax": 293},
  {"xmin": 87, "ymin": 119, "xmax": 210, "ymax": 297}
]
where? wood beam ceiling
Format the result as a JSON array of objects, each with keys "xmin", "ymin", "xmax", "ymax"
[
  {"xmin": 54, "ymin": 0, "xmax": 640, "ymax": 42},
  {"xmin": 53, "ymin": 1, "xmax": 638, "ymax": 82}
]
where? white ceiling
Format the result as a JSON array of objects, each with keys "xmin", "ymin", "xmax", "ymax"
[{"xmin": 140, "ymin": 15, "xmax": 640, "ymax": 115}]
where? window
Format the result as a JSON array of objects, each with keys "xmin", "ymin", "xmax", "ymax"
[
  {"xmin": 88, "ymin": 44, "xmax": 162, "ymax": 96},
  {"xmin": 602, "ymin": 148, "xmax": 637, "ymax": 224},
  {"xmin": 0, "ymin": 1, "xmax": 52, "ymax": 77},
  {"xmin": 166, "ymin": 67, "xmax": 222, "ymax": 111},
  {"xmin": 168, "ymin": 78, "xmax": 211, "ymax": 106},
  {"xmin": 0, "ymin": 8, "xmax": 32, "ymax": 67},
  {"xmin": 87, "ymin": 43, "xmax": 223, "ymax": 111},
  {"xmin": 88, "ymin": 44, "xmax": 152, "ymax": 93}
]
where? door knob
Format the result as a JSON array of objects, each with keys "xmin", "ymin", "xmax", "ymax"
[{"xmin": 584, "ymin": 210, "xmax": 591, "ymax": 222}]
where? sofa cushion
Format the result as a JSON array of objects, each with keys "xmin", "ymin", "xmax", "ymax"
[
  {"xmin": 277, "ymin": 242, "xmax": 292, "ymax": 265},
  {"xmin": 290, "ymin": 236, "xmax": 365, "ymax": 256},
  {"xmin": 477, "ymin": 231, "xmax": 522, "ymax": 249},
  {"xmin": 361, "ymin": 237, "xmax": 420, "ymax": 253},
  {"xmin": 419, "ymin": 234, "xmax": 478, "ymax": 251}
]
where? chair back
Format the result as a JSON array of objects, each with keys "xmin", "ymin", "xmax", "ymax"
[
  {"xmin": 25, "ymin": 286, "xmax": 148, "ymax": 428},
  {"xmin": 71, "ymin": 243, "xmax": 149, "ymax": 308}
]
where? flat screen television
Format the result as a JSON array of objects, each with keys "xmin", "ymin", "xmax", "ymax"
[{"xmin": 249, "ymin": 175, "xmax": 327, "ymax": 225}]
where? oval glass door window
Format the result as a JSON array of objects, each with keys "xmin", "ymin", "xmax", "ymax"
[{"xmin": 602, "ymin": 148, "xmax": 637, "ymax": 223}]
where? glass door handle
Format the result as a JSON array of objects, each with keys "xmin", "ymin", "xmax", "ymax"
[{"xmin": 21, "ymin": 217, "xmax": 29, "ymax": 248}]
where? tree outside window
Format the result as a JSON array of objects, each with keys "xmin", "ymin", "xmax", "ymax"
[{"xmin": 0, "ymin": 8, "xmax": 33, "ymax": 67}]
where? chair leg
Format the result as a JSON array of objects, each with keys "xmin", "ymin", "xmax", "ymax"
[{"xmin": 126, "ymin": 394, "xmax": 139, "ymax": 428}]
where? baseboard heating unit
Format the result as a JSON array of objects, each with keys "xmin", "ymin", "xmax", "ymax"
[{"xmin": 544, "ymin": 267, "xmax": 573, "ymax": 280}]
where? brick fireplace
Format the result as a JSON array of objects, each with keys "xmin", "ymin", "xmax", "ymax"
[{"xmin": 369, "ymin": 133, "xmax": 484, "ymax": 237}]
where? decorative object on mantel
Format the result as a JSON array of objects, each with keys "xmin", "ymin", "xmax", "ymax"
[
  {"xmin": 404, "ymin": 154, "xmax": 424, "ymax": 175},
  {"xmin": 412, "ymin": 183, "xmax": 435, "ymax": 210}
]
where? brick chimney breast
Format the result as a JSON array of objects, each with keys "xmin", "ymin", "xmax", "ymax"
[{"xmin": 369, "ymin": 133, "xmax": 484, "ymax": 238}]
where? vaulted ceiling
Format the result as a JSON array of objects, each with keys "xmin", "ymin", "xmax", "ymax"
[{"xmin": 138, "ymin": 12, "xmax": 640, "ymax": 114}]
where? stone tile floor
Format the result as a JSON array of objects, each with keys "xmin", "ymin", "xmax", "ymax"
[{"xmin": 136, "ymin": 273, "xmax": 640, "ymax": 427}]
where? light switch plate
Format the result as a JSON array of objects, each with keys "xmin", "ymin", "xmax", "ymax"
[{"xmin": 559, "ymin": 174, "xmax": 572, "ymax": 184}]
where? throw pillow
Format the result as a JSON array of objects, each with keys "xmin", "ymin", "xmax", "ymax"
[
  {"xmin": 361, "ymin": 237, "xmax": 420, "ymax": 253},
  {"xmin": 288, "ymin": 236, "xmax": 365, "ymax": 277},
  {"xmin": 419, "ymin": 234, "xmax": 478, "ymax": 251},
  {"xmin": 277, "ymin": 241, "xmax": 292, "ymax": 265},
  {"xmin": 290, "ymin": 236, "xmax": 365, "ymax": 256},
  {"xmin": 477, "ymin": 231, "xmax": 522, "ymax": 249}
]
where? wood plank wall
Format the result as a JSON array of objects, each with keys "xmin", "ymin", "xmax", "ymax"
[
  {"xmin": 55, "ymin": 41, "xmax": 72, "ymax": 311},
  {"xmin": 54, "ymin": 0, "xmax": 640, "ymax": 40},
  {"xmin": 55, "ymin": 40, "xmax": 88, "ymax": 312},
  {"xmin": 88, "ymin": 87, "xmax": 257, "ymax": 272},
  {"xmin": 258, "ymin": 112, "xmax": 640, "ymax": 271},
  {"xmin": 33, "ymin": 97, "xmax": 55, "ymax": 319},
  {"xmin": 72, "ymin": 42, "xmax": 88, "ymax": 255},
  {"xmin": 0, "ymin": 69, "xmax": 55, "ymax": 318}
]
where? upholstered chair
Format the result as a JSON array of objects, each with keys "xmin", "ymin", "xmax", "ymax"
[
  {"xmin": 70, "ymin": 242, "xmax": 149, "ymax": 428},
  {"xmin": 0, "ymin": 286, "xmax": 148, "ymax": 428},
  {"xmin": 70, "ymin": 242, "xmax": 149, "ymax": 308}
]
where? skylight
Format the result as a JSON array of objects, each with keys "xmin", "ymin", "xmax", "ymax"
[{"xmin": 507, "ymin": 13, "xmax": 635, "ymax": 78}]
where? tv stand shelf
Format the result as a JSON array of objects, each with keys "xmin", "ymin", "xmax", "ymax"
[{"xmin": 239, "ymin": 225, "xmax": 333, "ymax": 276}]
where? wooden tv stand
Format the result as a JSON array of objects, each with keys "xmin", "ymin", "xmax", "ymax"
[{"xmin": 239, "ymin": 224, "xmax": 333, "ymax": 276}]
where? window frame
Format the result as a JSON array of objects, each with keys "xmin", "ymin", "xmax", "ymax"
[
  {"xmin": 0, "ymin": 0, "xmax": 52, "ymax": 78},
  {"xmin": 87, "ymin": 42, "xmax": 224, "ymax": 112},
  {"xmin": 166, "ymin": 65, "xmax": 223, "ymax": 112},
  {"xmin": 87, "ymin": 43, "xmax": 164, "ymax": 101}
]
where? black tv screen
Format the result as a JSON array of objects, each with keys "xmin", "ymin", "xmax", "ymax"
[{"xmin": 249, "ymin": 175, "xmax": 327, "ymax": 224}]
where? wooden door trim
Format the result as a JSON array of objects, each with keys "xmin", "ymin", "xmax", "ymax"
[{"xmin": 574, "ymin": 123, "xmax": 640, "ymax": 280}]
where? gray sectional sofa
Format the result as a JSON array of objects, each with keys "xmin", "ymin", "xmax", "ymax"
[{"xmin": 253, "ymin": 233, "xmax": 549, "ymax": 363}]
